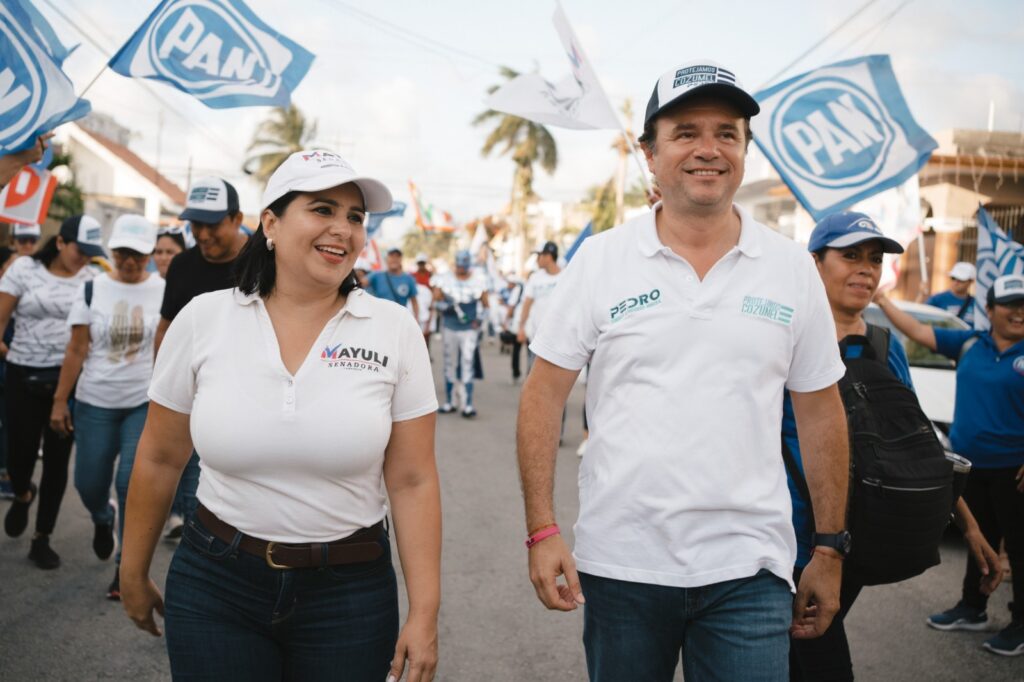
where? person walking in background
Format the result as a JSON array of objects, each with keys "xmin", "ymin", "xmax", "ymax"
[
  {"xmin": 500, "ymin": 276, "xmax": 525, "ymax": 383},
  {"xmin": 412, "ymin": 253, "xmax": 434, "ymax": 349},
  {"xmin": 48, "ymin": 215, "xmax": 164, "ymax": 599},
  {"xmin": 0, "ymin": 246, "xmax": 18, "ymax": 499},
  {"xmin": 926, "ymin": 261, "xmax": 976, "ymax": 325},
  {"xmin": 517, "ymin": 241, "xmax": 562, "ymax": 373},
  {"xmin": 152, "ymin": 228, "xmax": 187, "ymax": 279},
  {"xmin": 876, "ymin": 273, "xmax": 1024, "ymax": 657},
  {"xmin": 120, "ymin": 151, "xmax": 441, "ymax": 681},
  {"xmin": 786, "ymin": 212, "xmax": 1002, "ymax": 679},
  {"xmin": 156, "ymin": 177, "xmax": 247, "ymax": 539},
  {"xmin": 11, "ymin": 223, "xmax": 41, "ymax": 258},
  {"xmin": 0, "ymin": 216, "xmax": 104, "ymax": 569},
  {"xmin": 368, "ymin": 247, "xmax": 421, "ymax": 321},
  {"xmin": 432, "ymin": 249, "xmax": 488, "ymax": 417}
]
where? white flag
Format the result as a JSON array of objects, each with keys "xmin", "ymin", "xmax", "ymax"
[{"xmin": 484, "ymin": 3, "xmax": 619, "ymax": 130}]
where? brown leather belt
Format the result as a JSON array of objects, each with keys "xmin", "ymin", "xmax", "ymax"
[{"xmin": 196, "ymin": 504, "xmax": 385, "ymax": 569}]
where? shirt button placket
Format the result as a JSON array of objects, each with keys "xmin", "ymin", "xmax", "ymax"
[{"xmin": 284, "ymin": 378, "xmax": 296, "ymax": 413}]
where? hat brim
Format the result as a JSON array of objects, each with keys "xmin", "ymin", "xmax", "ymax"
[
  {"xmin": 263, "ymin": 174, "xmax": 393, "ymax": 214},
  {"xmin": 179, "ymin": 207, "xmax": 229, "ymax": 224},
  {"xmin": 648, "ymin": 83, "xmax": 760, "ymax": 124},
  {"xmin": 992, "ymin": 292, "xmax": 1024, "ymax": 305},
  {"xmin": 108, "ymin": 237, "xmax": 155, "ymax": 255},
  {"xmin": 75, "ymin": 242, "xmax": 107, "ymax": 258},
  {"xmin": 823, "ymin": 231, "xmax": 904, "ymax": 254}
]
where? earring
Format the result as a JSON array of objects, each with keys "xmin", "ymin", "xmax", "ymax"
[{"xmin": 266, "ymin": 237, "xmax": 275, "ymax": 252}]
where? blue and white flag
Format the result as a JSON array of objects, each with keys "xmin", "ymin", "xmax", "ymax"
[
  {"xmin": 366, "ymin": 201, "xmax": 406, "ymax": 240},
  {"xmin": 0, "ymin": 1, "xmax": 90, "ymax": 153},
  {"xmin": 564, "ymin": 221, "xmax": 592, "ymax": 263},
  {"xmin": 752, "ymin": 55, "xmax": 937, "ymax": 222},
  {"xmin": 973, "ymin": 205, "xmax": 1024, "ymax": 330},
  {"xmin": 109, "ymin": 0, "xmax": 314, "ymax": 109}
]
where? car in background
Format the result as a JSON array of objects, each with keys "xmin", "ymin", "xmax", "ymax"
[{"xmin": 862, "ymin": 300, "xmax": 971, "ymax": 437}]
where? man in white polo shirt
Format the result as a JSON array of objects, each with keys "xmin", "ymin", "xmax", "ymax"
[{"xmin": 517, "ymin": 60, "xmax": 850, "ymax": 682}]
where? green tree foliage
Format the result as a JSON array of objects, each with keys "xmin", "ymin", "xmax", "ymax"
[
  {"xmin": 585, "ymin": 178, "xmax": 648, "ymax": 232},
  {"xmin": 244, "ymin": 105, "xmax": 318, "ymax": 185},
  {"xmin": 47, "ymin": 149, "xmax": 83, "ymax": 221}
]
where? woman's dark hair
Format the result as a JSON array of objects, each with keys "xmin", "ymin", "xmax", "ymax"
[
  {"xmin": 30, "ymin": 236, "xmax": 61, "ymax": 267},
  {"xmin": 233, "ymin": 190, "xmax": 359, "ymax": 297},
  {"xmin": 157, "ymin": 231, "xmax": 186, "ymax": 251},
  {"xmin": 0, "ymin": 246, "xmax": 13, "ymax": 268}
]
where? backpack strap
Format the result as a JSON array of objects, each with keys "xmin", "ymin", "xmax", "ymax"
[
  {"xmin": 863, "ymin": 323, "xmax": 890, "ymax": 364},
  {"xmin": 955, "ymin": 296, "xmax": 972, "ymax": 320},
  {"xmin": 83, "ymin": 280, "xmax": 93, "ymax": 308}
]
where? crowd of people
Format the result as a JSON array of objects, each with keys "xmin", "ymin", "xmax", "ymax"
[{"xmin": 0, "ymin": 56, "xmax": 1021, "ymax": 682}]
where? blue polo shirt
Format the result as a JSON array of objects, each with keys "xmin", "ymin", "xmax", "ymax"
[
  {"xmin": 927, "ymin": 290, "xmax": 974, "ymax": 325},
  {"xmin": 367, "ymin": 271, "xmax": 418, "ymax": 307},
  {"xmin": 783, "ymin": 336, "xmax": 913, "ymax": 569},
  {"xmin": 934, "ymin": 328, "xmax": 1024, "ymax": 469}
]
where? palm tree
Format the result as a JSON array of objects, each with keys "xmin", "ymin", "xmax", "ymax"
[
  {"xmin": 473, "ymin": 67, "xmax": 557, "ymax": 270},
  {"xmin": 244, "ymin": 105, "xmax": 318, "ymax": 185}
]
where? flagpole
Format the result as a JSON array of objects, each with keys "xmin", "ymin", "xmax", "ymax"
[
  {"xmin": 76, "ymin": 63, "xmax": 108, "ymax": 99},
  {"xmin": 916, "ymin": 231, "xmax": 929, "ymax": 287}
]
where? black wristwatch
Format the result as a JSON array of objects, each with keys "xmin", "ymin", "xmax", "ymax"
[{"xmin": 812, "ymin": 531, "xmax": 852, "ymax": 558}]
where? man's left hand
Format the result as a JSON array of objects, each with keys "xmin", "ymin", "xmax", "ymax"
[{"xmin": 791, "ymin": 549, "xmax": 842, "ymax": 639}]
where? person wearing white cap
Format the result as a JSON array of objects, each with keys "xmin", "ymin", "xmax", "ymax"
[
  {"xmin": 517, "ymin": 60, "xmax": 851, "ymax": 681},
  {"xmin": 45, "ymin": 214, "xmax": 164, "ymax": 599},
  {"xmin": 1, "ymin": 215, "xmax": 101, "ymax": 569},
  {"xmin": 121, "ymin": 150, "xmax": 441, "ymax": 681},
  {"xmin": 876, "ymin": 273, "xmax": 1024, "ymax": 656},
  {"xmin": 925, "ymin": 261, "xmax": 977, "ymax": 325},
  {"xmin": 12, "ymin": 223, "xmax": 42, "ymax": 257}
]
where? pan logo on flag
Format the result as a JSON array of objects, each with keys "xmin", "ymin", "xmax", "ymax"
[
  {"xmin": 147, "ymin": 2, "xmax": 274, "ymax": 91},
  {"xmin": 770, "ymin": 77, "xmax": 897, "ymax": 189},
  {"xmin": 0, "ymin": 14, "xmax": 46, "ymax": 147}
]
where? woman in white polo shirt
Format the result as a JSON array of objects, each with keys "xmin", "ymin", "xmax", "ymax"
[
  {"xmin": 49, "ymin": 214, "xmax": 165, "ymax": 600},
  {"xmin": 120, "ymin": 151, "xmax": 441, "ymax": 682}
]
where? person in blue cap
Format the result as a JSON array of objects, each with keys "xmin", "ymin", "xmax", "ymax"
[
  {"xmin": 431, "ymin": 249, "xmax": 488, "ymax": 417},
  {"xmin": 788, "ymin": 212, "xmax": 1002, "ymax": 679},
  {"xmin": 876, "ymin": 272, "xmax": 1024, "ymax": 657}
]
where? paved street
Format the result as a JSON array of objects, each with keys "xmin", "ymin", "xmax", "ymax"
[{"xmin": 0, "ymin": 341, "xmax": 1018, "ymax": 681}]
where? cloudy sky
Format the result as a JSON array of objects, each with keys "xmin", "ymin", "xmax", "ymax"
[{"xmin": 36, "ymin": 0, "xmax": 1024, "ymax": 237}]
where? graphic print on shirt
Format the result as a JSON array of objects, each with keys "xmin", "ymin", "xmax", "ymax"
[
  {"xmin": 106, "ymin": 300, "xmax": 146, "ymax": 363},
  {"xmin": 740, "ymin": 295, "xmax": 794, "ymax": 326},
  {"xmin": 1014, "ymin": 356, "xmax": 1024, "ymax": 378},
  {"xmin": 609, "ymin": 288, "xmax": 662, "ymax": 323},
  {"xmin": 320, "ymin": 342, "xmax": 390, "ymax": 372}
]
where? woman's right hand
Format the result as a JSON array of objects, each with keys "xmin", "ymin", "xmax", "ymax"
[
  {"xmin": 49, "ymin": 400, "xmax": 73, "ymax": 436},
  {"xmin": 122, "ymin": 575, "xmax": 165, "ymax": 637}
]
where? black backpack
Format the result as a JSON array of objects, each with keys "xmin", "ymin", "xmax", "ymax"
[{"xmin": 784, "ymin": 324, "xmax": 955, "ymax": 585}]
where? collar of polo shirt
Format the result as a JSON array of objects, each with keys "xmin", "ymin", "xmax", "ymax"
[
  {"xmin": 231, "ymin": 288, "xmax": 374, "ymax": 318},
  {"xmin": 637, "ymin": 202, "xmax": 764, "ymax": 260}
]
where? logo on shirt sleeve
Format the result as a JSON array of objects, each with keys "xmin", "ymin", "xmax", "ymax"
[
  {"xmin": 741, "ymin": 296, "xmax": 794, "ymax": 326},
  {"xmin": 1013, "ymin": 356, "xmax": 1024, "ymax": 377},
  {"xmin": 321, "ymin": 343, "xmax": 389, "ymax": 372}
]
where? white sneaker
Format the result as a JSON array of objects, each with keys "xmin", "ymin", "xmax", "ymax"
[
  {"xmin": 165, "ymin": 514, "xmax": 184, "ymax": 540},
  {"xmin": 576, "ymin": 440, "xmax": 588, "ymax": 457}
]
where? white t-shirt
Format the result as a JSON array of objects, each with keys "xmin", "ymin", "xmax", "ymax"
[
  {"xmin": 523, "ymin": 268, "xmax": 561, "ymax": 340},
  {"xmin": 0, "ymin": 256, "xmax": 94, "ymax": 367},
  {"xmin": 66, "ymin": 273, "xmax": 165, "ymax": 408},
  {"xmin": 149, "ymin": 288, "xmax": 438, "ymax": 543},
  {"xmin": 530, "ymin": 204, "xmax": 845, "ymax": 590}
]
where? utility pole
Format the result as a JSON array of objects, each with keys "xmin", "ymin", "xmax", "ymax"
[{"xmin": 613, "ymin": 99, "xmax": 634, "ymax": 225}]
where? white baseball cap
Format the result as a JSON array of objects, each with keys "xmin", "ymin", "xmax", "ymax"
[
  {"xmin": 109, "ymin": 214, "xmax": 158, "ymax": 254},
  {"xmin": 12, "ymin": 223, "xmax": 41, "ymax": 239},
  {"xmin": 261, "ymin": 150, "xmax": 393, "ymax": 213},
  {"xmin": 645, "ymin": 59, "xmax": 759, "ymax": 126},
  {"xmin": 179, "ymin": 177, "xmax": 240, "ymax": 224},
  {"xmin": 949, "ymin": 262, "xmax": 976, "ymax": 282},
  {"xmin": 415, "ymin": 252, "xmax": 429, "ymax": 263}
]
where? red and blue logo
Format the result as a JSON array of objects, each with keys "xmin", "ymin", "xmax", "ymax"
[{"xmin": 321, "ymin": 343, "xmax": 389, "ymax": 372}]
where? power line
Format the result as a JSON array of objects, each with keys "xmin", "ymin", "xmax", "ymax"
[
  {"xmin": 42, "ymin": 0, "xmax": 248, "ymax": 166},
  {"xmin": 757, "ymin": 0, "xmax": 883, "ymax": 89},
  {"xmin": 827, "ymin": 0, "xmax": 916, "ymax": 61},
  {"xmin": 323, "ymin": 0, "xmax": 502, "ymax": 70}
]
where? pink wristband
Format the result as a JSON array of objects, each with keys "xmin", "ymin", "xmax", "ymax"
[{"xmin": 525, "ymin": 524, "xmax": 561, "ymax": 549}]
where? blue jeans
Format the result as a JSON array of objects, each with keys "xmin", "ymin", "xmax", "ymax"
[
  {"xmin": 73, "ymin": 400, "xmax": 148, "ymax": 563},
  {"xmin": 580, "ymin": 569, "xmax": 792, "ymax": 682},
  {"xmin": 164, "ymin": 515, "xmax": 399, "ymax": 681},
  {"xmin": 170, "ymin": 451, "xmax": 201, "ymax": 520}
]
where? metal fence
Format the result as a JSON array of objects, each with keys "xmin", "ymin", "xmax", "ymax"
[{"xmin": 956, "ymin": 204, "xmax": 1024, "ymax": 263}]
